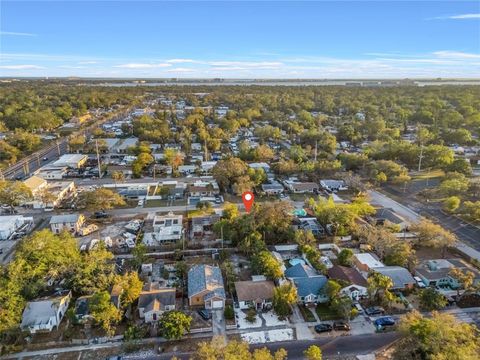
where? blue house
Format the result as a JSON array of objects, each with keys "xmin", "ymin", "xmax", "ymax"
[{"xmin": 285, "ymin": 263, "xmax": 328, "ymax": 305}]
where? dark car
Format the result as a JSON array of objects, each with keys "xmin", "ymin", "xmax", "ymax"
[
  {"xmin": 94, "ymin": 211, "xmax": 109, "ymax": 219},
  {"xmin": 333, "ymin": 321, "xmax": 351, "ymax": 331},
  {"xmin": 365, "ymin": 306, "xmax": 385, "ymax": 316},
  {"xmin": 314, "ymin": 323, "xmax": 333, "ymax": 333},
  {"xmin": 374, "ymin": 316, "xmax": 396, "ymax": 327},
  {"xmin": 198, "ymin": 309, "xmax": 212, "ymax": 320},
  {"xmin": 42, "ymin": 157, "xmax": 48, "ymax": 161}
]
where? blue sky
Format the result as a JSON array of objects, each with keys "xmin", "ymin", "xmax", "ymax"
[{"xmin": 1, "ymin": 1, "xmax": 479, "ymax": 78}]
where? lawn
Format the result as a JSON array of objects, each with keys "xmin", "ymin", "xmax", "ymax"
[
  {"xmin": 298, "ymin": 305, "xmax": 316, "ymax": 322},
  {"xmin": 315, "ymin": 303, "xmax": 340, "ymax": 321},
  {"xmin": 411, "ymin": 169, "xmax": 445, "ymax": 180}
]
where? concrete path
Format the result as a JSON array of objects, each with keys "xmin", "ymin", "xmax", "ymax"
[{"xmin": 290, "ymin": 305, "xmax": 314, "ymax": 340}]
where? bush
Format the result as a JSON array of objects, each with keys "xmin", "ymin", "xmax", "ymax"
[
  {"xmin": 246, "ymin": 308, "xmax": 257, "ymax": 323},
  {"xmin": 224, "ymin": 305, "xmax": 234, "ymax": 320}
]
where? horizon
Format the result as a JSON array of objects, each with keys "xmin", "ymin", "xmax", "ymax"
[{"xmin": 1, "ymin": 1, "xmax": 479, "ymax": 79}]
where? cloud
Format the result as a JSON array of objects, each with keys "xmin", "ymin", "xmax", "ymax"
[
  {"xmin": 430, "ymin": 13, "xmax": 480, "ymax": 20},
  {"xmin": 166, "ymin": 67, "xmax": 196, "ymax": 73},
  {"xmin": 78, "ymin": 61, "xmax": 98, "ymax": 65},
  {"xmin": 433, "ymin": 51, "xmax": 480, "ymax": 59},
  {"xmin": 114, "ymin": 63, "xmax": 172, "ymax": 69},
  {"xmin": 208, "ymin": 61, "xmax": 283, "ymax": 69},
  {"xmin": 0, "ymin": 31, "xmax": 37, "ymax": 37},
  {"xmin": 166, "ymin": 59, "xmax": 198, "ymax": 64},
  {"xmin": 0, "ymin": 64, "xmax": 44, "ymax": 69}
]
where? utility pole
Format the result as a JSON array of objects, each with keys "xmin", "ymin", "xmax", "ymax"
[
  {"xmin": 56, "ymin": 140, "xmax": 61, "ymax": 156},
  {"xmin": 314, "ymin": 139, "xmax": 318, "ymax": 162},
  {"xmin": 153, "ymin": 164, "xmax": 156, "ymax": 180},
  {"xmin": 204, "ymin": 139, "xmax": 208, "ymax": 162},
  {"xmin": 95, "ymin": 139, "xmax": 102, "ymax": 178},
  {"xmin": 221, "ymin": 225, "xmax": 224, "ymax": 249},
  {"xmin": 417, "ymin": 144, "xmax": 424, "ymax": 172}
]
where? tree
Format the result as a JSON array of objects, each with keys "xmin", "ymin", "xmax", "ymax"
[
  {"xmin": 89, "ymin": 291, "xmax": 122, "ymax": 336},
  {"xmin": 116, "ymin": 272, "xmax": 143, "ymax": 307},
  {"xmin": 212, "ymin": 157, "xmax": 248, "ymax": 191},
  {"xmin": 304, "ymin": 345, "xmax": 322, "ymax": 360},
  {"xmin": 395, "ymin": 311, "xmax": 479, "ymax": 360},
  {"xmin": 337, "ymin": 249, "xmax": 354, "ymax": 266},
  {"xmin": 273, "ymin": 283, "xmax": 297, "ymax": 318},
  {"xmin": 367, "ymin": 272, "xmax": 395, "ymax": 307},
  {"xmin": 449, "ymin": 267, "xmax": 475, "ymax": 295},
  {"xmin": 131, "ymin": 243, "xmax": 147, "ymax": 269},
  {"xmin": 253, "ymin": 251, "xmax": 283, "ymax": 280},
  {"xmin": 158, "ymin": 311, "xmax": 192, "ymax": 340},
  {"xmin": 78, "ymin": 188, "xmax": 126, "ymax": 211},
  {"xmin": 0, "ymin": 180, "xmax": 32, "ymax": 212},
  {"xmin": 37, "ymin": 187, "xmax": 57, "ymax": 208},
  {"xmin": 419, "ymin": 288, "xmax": 448, "ymax": 311},
  {"xmin": 411, "ymin": 219, "xmax": 456, "ymax": 257},
  {"xmin": 164, "ymin": 148, "xmax": 184, "ymax": 172},
  {"xmin": 111, "ymin": 171, "xmax": 125, "ymax": 188},
  {"xmin": 331, "ymin": 295, "xmax": 356, "ymax": 321},
  {"xmin": 443, "ymin": 196, "xmax": 461, "ymax": 213},
  {"xmin": 325, "ymin": 280, "xmax": 341, "ymax": 299}
]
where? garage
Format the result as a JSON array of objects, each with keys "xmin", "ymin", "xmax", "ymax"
[{"xmin": 211, "ymin": 300, "xmax": 224, "ymax": 309}]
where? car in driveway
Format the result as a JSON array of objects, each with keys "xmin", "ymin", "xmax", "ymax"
[
  {"xmin": 365, "ymin": 306, "xmax": 385, "ymax": 316},
  {"xmin": 333, "ymin": 321, "xmax": 351, "ymax": 331},
  {"xmin": 374, "ymin": 316, "xmax": 396, "ymax": 327},
  {"xmin": 314, "ymin": 323, "xmax": 333, "ymax": 333},
  {"xmin": 198, "ymin": 309, "xmax": 212, "ymax": 320}
]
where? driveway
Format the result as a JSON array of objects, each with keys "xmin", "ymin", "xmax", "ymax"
[{"xmin": 212, "ymin": 309, "xmax": 226, "ymax": 338}]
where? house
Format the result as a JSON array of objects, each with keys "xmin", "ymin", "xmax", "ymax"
[
  {"xmin": 142, "ymin": 212, "xmax": 183, "ymax": 246},
  {"xmin": 415, "ymin": 259, "xmax": 480, "ymax": 289},
  {"xmin": 235, "ymin": 278, "xmax": 275, "ymax": 310},
  {"xmin": 353, "ymin": 253, "xmax": 385, "ymax": 273},
  {"xmin": 113, "ymin": 137, "xmax": 139, "ymax": 153},
  {"xmin": 285, "ymin": 263, "xmax": 328, "ymax": 305},
  {"xmin": 138, "ymin": 282, "xmax": 176, "ymax": 323},
  {"xmin": 320, "ymin": 180, "xmax": 348, "ymax": 192},
  {"xmin": 293, "ymin": 217, "xmax": 325, "ymax": 237},
  {"xmin": 49, "ymin": 214, "xmax": 85, "ymax": 235},
  {"xmin": 328, "ymin": 265, "xmax": 368, "ymax": 300},
  {"xmin": 52, "ymin": 154, "xmax": 88, "ymax": 169},
  {"xmin": 261, "ymin": 181, "xmax": 284, "ymax": 195},
  {"xmin": 0, "ymin": 215, "xmax": 33, "ymax": 240},
  {"xmin": 201, "ymin": 161, "xmax": 217, "ymax": 173},
  {"xmin": 372, "ymin": 208, "xmax": 409, "ymax": 230},
  {"xmin": 374, "ymin": 266, "xmax": 416, "ymax": 290},
  {"xmin": 188, "ymin": 265, "xmax": 226, "ymax": 309},
  {"xmin": 284, "ymin": 180, "xmax": 319, "ymax": 194},
  {"xmin": 23, "ymin": 175, "xmax": 48, "ymax": 198},
  {"xmin": 188, "ymin": 180, "xmax": 220, "ymax": 197},
  {"xmin": 190, "ymin": 214, "xmax": 220, "ymax": 239},
  {"xmin": 21, "ymin": 291, "xmax": 71, "ymax": 334}
]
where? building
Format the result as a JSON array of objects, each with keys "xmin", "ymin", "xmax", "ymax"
[
  {"xmin": 353, "ymin": 253, "xmax": 385, "ymax": 273},
  {"xmin": 142, "ymin": 212, "xmax": 183, "ymax": 246},
  {"xmin": 21, "ymin": 291, "xmax": 71, "ymax": 334},
  {"xmin": 293, "ymin": 217, "xmax": 325, "ymax": 237},
  {"xmin": 261, "ymin": 181, "xmax": 284, "ymax": 195},
  {"xmin": 320, "ymin": 180, "xmax": 348, "ymax": 192},
  {"xmin": 415, "ymin": 259, "xmax": 480, "ymax": 289},
  {"xmin": 0, "ymin": 215, "xmax": 33, "ymax": 240},
  {"xmin": 188, "ymin": 180, "xmax": 220, "ymax": 197},
  {"xmin": 374, "ymin": 266, "xmax": 416, "ymax": 290},
  {"xmin": 52, "ymin": 154, "xmax": 88, "ymax": 169},
  {"xmin": 190, "ymin": 214, "xmax": 220, "ymax": 239},
  {"xmin": 328, "ymin": 265, "xmax": 368, "ymax": 300},
  {"xmin": 372, "ymin": 208, "xmax": 409, "ymax": 230},
  {"xmin": 74, "ymin": 296, "xmax": 92, "ymax": 324},
  {"xmin": 284, "ymin": 180, "xmax": 319, "ymax": 194},
  {"xmin": 138, "ymin": 282, "xmax": 176, "ymax": 323},
  {"xmin": 235, "ymin": 278, "xmax": 275, "ymax": 310},
  {"xmin": 188, "ymin": 265, "xmax": 226, "ymax": 309},
  {"xmin": 285, "ymin": 263, "xmax": 328, "ymax": 305},
  {"xmin": 49, "ymin": 214, "xmax": 85, "ymax": 235}
]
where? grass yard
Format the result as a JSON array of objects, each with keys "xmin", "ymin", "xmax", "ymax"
[
  {"xmin": 315, "ymin": 303, "xmax": 340, "ymax": 321},
  {"xmin": 298, "ymin": 305, "xmax": 316, "ymax": 322},
  {"xmin": 411, "ymin": 169, "xmax": 445, "ymax": 180}
]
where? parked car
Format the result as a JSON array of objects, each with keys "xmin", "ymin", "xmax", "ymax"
[
  {"xmin": 414, "ymin": 276, "xmax": 426, "ymax": 288},
  {"xmin": 314, "ymin": 323, "xmax": 333, "ymax": 333},
  {"xmin": 333, "ymin": 321, "xmax": 351, "ymax": 331},
  {"xmin": 365, "ymin": 306, "xmax": 385, "ymax": 316},
  {"xmin": 94, "ymin": 211, "xmax": 109, "ymax": 219},
  {"xmin": 42, "ymin": 157, "xmax": 48, "ymax": 161},
  {"xmin": 374, "ymin": 317, "xmax": 396, "ymax": 327},
  {"xmin": 198, "ymin": 309, "xmax": 212, "ymax": 320}
]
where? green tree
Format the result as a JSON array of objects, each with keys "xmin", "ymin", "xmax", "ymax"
[
  {"xmin": 419, "ymin": 288, "xmax": 448, "ymax": 311},
  {"xmin": 411, "ymin": 219, "xmax": 456, "ymax": 257},
  {"xmin": 273, "ymin": 283, "xmax": 297, "ymax": 318},
  {"xmin": 78, "ymin": 188, "xmax": 126, "ymax": 211},
  {"xmin": 395, "ymin": 311, "xmax": 479, "ymax": 360},
  {"xmin": 337, "ymin": 249, "xmax": 354, "ymax": 266},
  {"xmin": 116, "ymin": 272, "xmax": 143, "ymax": 307},
  {"xmin": 367, "ymin": 272, "xmax": 395, "ymax": 307},
  {"xmin": 111, "ymin": 170, "xmax": 125, "ymax": 188},
  {"xmin": 443, "ymin": 196, "xmax": 461, "ymax": 213},
  {"xmin": 89, "ymin": 291, "xmax": 122, "ymax": 336},
  {"xmin": 158, "ymin": 311, "xmax": 192, "ymax": 340},
  {"xmin": 253, "ymin": 251, "xmax": 284, "ymax": 280},
  {"xmin": 0, "ymin": 180, "xmax": 32, "ymax": 212},
  {"xmin": 304, "ymin": 345, "xmax": 322, "ymax": 360}
]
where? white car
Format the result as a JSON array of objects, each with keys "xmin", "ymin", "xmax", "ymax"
[{"xmin": 414, "ymin": 276, "xmax": 426, "ymax": 288}]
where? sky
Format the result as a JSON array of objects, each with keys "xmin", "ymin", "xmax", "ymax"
[{"xmin": 1, "ymin": 1, "xmax": 479, "ymax": 78}]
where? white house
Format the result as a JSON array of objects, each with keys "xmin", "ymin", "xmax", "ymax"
[
  {"xmin": 137, "ymin": 283, "xmax": 176, "ymax": 323},
  {"xmin": 143, "ymin": 212, "xmax": 183, "ymax": 246},
  {"xmin": 0, "ymin": 215, "xmax": 33, "ymax": 240},
  {"xmin": 21, "ymin": 291, "xmax": 71, "ymax": 334},
  {"xmin": 49, "ymin": 214, "xmax": 85, "ymax": 235}
]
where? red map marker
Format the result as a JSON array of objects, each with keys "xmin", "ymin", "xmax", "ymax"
[{"xmin": 242, "ymin": 191, "xmax": 254, "ymax": 213}]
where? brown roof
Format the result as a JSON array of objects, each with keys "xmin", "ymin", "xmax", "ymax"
[
  {"xmin": 234, "ymin": 280, "xmax": 275, "ymax": 302},
  {"xmin": 291, "ymin": 182, "xmax": 318, "ymax": 191},
  {"xmin": 327, "ymin": 265, "xmax": 367, "ymax": 287}
]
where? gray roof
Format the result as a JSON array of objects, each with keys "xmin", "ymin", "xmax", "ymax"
[
  {"xmin": 285, "ymin": 263, "xmax": 317, "ymax": 279},
  {"xmin": 188, "ymin": 264, "xmax": 225, "ymax": 299},
  {"xmin": 49, "ymin": 214, "xmax": 81, "ymax": 224},
  {"xmin": 293, "ymin": 276, "xmax": 328, "ymax": 297},
  {"xmin": 375, "ymin": 266, "xmax": 415, "ymax": 289},
  {"xmin": 138, "ymin": 283, "xmax": 176, "ymax": 312}
]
